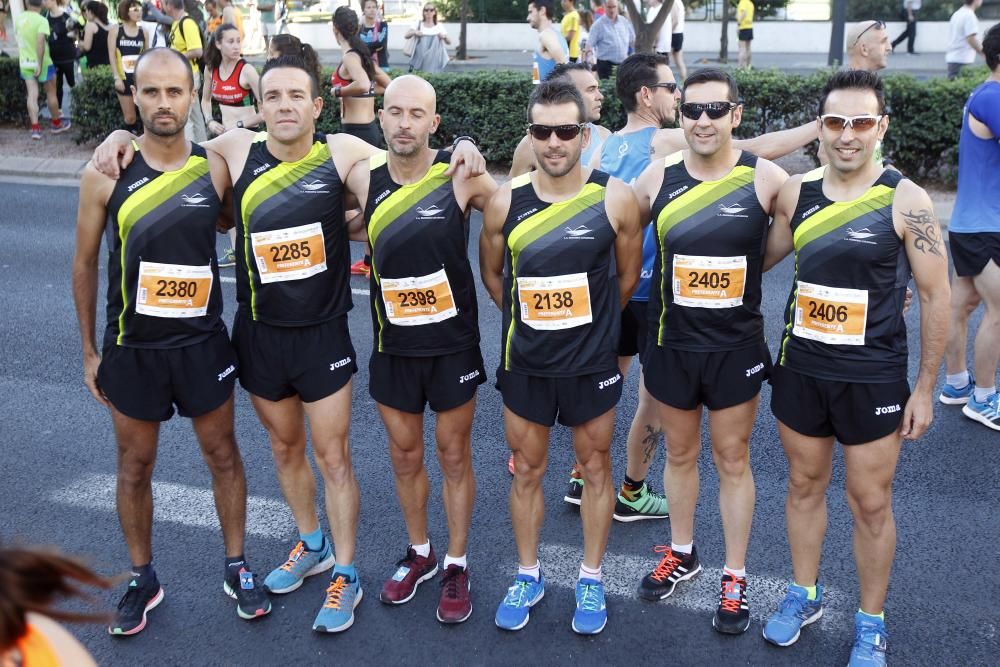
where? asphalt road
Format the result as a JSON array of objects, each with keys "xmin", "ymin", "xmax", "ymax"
[{"xmin": 1, "ymin": 182, "xmax": 997, "ymax": 666}]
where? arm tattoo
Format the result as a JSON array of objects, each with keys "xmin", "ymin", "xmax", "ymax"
[{"xmin": 902, "ymin": 209, "xmax": 943, "ymax": 257}]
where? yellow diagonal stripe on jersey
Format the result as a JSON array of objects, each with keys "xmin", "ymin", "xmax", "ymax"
[
  {"xmin": 368, "ymin": 162, "xmax": 451, "ymax": 247},
  {"xmin": 792, "ymin": 184, "xmax": 894, "ymax": 250}
]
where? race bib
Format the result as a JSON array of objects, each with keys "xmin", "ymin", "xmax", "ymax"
[
  {"xmin": 251, "ymin": 222, "xmax": 327, "ymax": 284},
  {"xmin": 517, "ymin": 273, "xmax": 592, "ymax": 331},
  {"xmin": 672, "ymin": 254, "xmax": 747, "ymax": 308},
  {"xmin": 380, "ymin": 268, "xmax": 457, "ymax": 326},
  {"xmin": 135, "ymin": 261, "xmax": 213, "ymax": 318},
  {"xmin": 121, "ymin": 54, "xmax": 139, "ymax": 74},
  {"xmin": 793, "ymin": 281, "xmax": 868, "ymax": 345}
]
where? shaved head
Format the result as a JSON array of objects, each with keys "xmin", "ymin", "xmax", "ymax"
[
  {"xmin": 846, "ymin": 21, "xmax": 891, "ymax": 71},
  {"xmin": 134, "ymin": 47, "xmax": 194, "ymax": 89},
  {"xmin": 384, "ymin": 75, "xmax": 437, "ymax": 114}
]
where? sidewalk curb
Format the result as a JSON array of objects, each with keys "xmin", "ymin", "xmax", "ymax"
[{"xmin": 0, "ymin": 157, "xmax": 89, "ymax": 181}]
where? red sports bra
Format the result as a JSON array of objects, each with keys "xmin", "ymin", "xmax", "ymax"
[
  {"xmin": 211, "ymin": 59, "xmax": 254, "ymax": 107},
  {"xmin": 330, "ymin": 50, "xmax": 375, "ymax": 97}
]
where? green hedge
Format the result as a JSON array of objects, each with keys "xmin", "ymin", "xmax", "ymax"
[
  {"xmin": 0, "ymin": 56, "xmax": 27, "ymax": 123},
  {"xmin": 18, "ymin": 60, "xmax": 988, "ymax": 186}
]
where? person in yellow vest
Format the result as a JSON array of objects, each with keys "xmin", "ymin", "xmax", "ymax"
[
  {"xmin": 561, "ymin": 0, "xmax": 581, "ymax": 62},
  {"xmin": 737, "ymin": 0, "xmax": 754, "ymax": 68}
]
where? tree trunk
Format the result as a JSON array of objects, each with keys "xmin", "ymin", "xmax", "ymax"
[
  {"xmin": 458, "ymin": 0, "xmax": 469, "ymax": 59},
  {"xmin": 623, "ymin": 0, "xmax": 673, "ymax": 54},
  {"xmin": 719, "ymin": 0, "xmax": 730, "ymax": 63}
]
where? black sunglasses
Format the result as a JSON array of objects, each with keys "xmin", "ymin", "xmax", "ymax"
[
  {"xmin": 680, "ymin": 101, "xmax": 738, "ymax": 121},
  {"xmin": 527, "ymin": 123, "xmax": 586, "ymax": 141},
  {"xmin": 648, "ymin": 82, "xmax": 679, "ymax": 94},
  {"xmin": 851, "ymin": 20, "xmax": 886, "ymax": 47}
]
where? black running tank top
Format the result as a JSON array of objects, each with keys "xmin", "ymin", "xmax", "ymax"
[
  {"xmin": 104, "ymin": 142, "xmax": 225, "ymax": 349},
  {"xmin": 778, "ymin": 167, "xmax": 909, "ymax": 382},
  {"xmin": 500, "ymin": 171, "xmax": 620, "ymax": 377},
  {"xmin": 365, "ymin": 150, "xmax": 479, "ymax": 356},
  {"xmin": 233, "ymin": 133, "xmax": 351, "ymax": 326},
  {"xmin": 648, "ymin": 151, "xmax": 769, "ymax": 351}
]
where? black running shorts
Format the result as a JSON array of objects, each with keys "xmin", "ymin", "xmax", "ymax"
[
  {"xmin": 949, "ymin": 231, "xmax": 1000, "ymax": 278},
  {"xmin": 369, "ymin": 347, "xmax": 486, "ymax": 414},
  {"xmin": 770, "ymin": 364, "xmax": 911, "ymax": 445},
  {"xmin": 232, "ymin": 311, "xmax": 357, "ymax": 403},
  {"xmin": 496, "ymin": 367, "xmax": 623, "ymax": 427},
  {"xmin": 618, "ymin": 300, "xmax": 648, "ymax": 358},
  {"xmin": 671, "ymin": 33, "xmax": 684, "ymax": 51},
  {"xmin": 738, "ymin": 28, "xmax": 754, "ymax": 41},
  {"xmin": 98, "ymin": 329, "xmax": 237, "ymax": 422},
  {"xmin": 642, "ymin": 339, "xmax": 771, "ymax": 411},
  {"xmin": 341, "ymin": 120, "xmax": 383, "ymax": 148}
]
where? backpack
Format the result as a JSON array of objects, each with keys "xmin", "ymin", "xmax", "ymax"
[{"xmin": 172, "ymin": 12, "xmax": 209, "ymax": 72}]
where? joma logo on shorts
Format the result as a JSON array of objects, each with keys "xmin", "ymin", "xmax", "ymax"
[
  {"xmin": 875, "ymin": 404, "xmax": 901, "ymax": 416},
  {"xmin": 745, "ymin": 362, "xmax": 765, "ymax": 377},
  {"xmin": 598, "ymin": 373, "xmax": 622, "ymax": 390},
  {"xmin": 330, "ymin": 357, "xmax": 352, "ymax": 371},
  {"xmin": 458, "ymin": 370, "xmax": 480, "ymax": 384},
  {"xmin": 217, "ymin": 365, "xmax": 236, "ymax": 382}
]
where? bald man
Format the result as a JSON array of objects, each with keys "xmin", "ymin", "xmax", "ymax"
[
  {"xmin": 344, "ymin": 75, "xmax": 498, "ymax": 624},
  {"xmin": 846, "ymin": 20, "xmax": 892, "ymax": 71}
]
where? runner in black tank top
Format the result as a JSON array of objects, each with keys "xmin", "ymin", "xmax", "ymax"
[
  {"xmin": 342, "ymin": 75, "xmax": 498, "ymax": 620},
  {"xmin": 760, "ymin": 70, "xmax": 950, "ymax": 663},
  {"xmin": 74, "ymin": 49, "xmax": 273, "ymax": 635},
  {"xmin": 480, "ymin": 79, "xmax": 643, "ymax": 636},
  {"xmin": 630, "ymin": 69, "xmax": 790, "ymax": 636}
]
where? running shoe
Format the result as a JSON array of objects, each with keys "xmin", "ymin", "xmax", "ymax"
[
  {"xmin": 849, "ymin": 612, "xmax": 888, "ymax": 667},
  {"xmin": 218, "ymin": 247, "xmax": 236, "ymax": 268},
  {"xmin": 108, "ymin": 575, "xmax": 164, "ymax": 636},
  {"xmin": 313, "ymin": 572, "xmax": 363, "ymax": 633},
  {"xmin": 962, "ymin": 392, "xmax": 1000, "ymax": 431},
  {"xmin": 571, "ymin": 578, "xmax": 607, "ymax": 635},
  {"xmin": 495, "ymin": 572, "xmax": 545, "ymax": 631},
  {"xmin": 436, "ymin": 564, "xmax": 472, "ymax": 624},
  {"xmin": 613, "ymin": 482, "xmax": 669, "ymax": 522},
  {"xmin": 223, "ymin": 566, "xmax": 272, "ymax": 620},
  {"xmin": 712, "ymin": 572, "xmax": 750, "ymax": 634},
  {"xmin": 350, "ymin": 258, "xmax": 370, "ymax": 277},
  {"xmin": 762, "ymin": 583, "xmax": 824, "ymax": 646},
  {"xmin": 637, "ymin": 545, "xmax": 701, "ymax": 600},
  {"xmin": 50, "ymin": 118, "xmax": 72, "ymax": 134},
  {"xmin": 564, "ymin": 468, "xmax": 583, "ymax": 506},
  {"xmin": 939, "ymin": 373, "xmax": 974, "ymax": 405},
  {"xmin": 507, "ymin": 453, "xmax": 515, "ymax": 475},
  {"xmin": 264, "ymin": 538, "xmax": 335, "ymax": 594},
  {"xmin": 380, "ymin": 545, "xmax": 438, "ymax": 604},
  {"xmin": 30, "ymin": 127, "xmax": 41, "ymax": 141}
]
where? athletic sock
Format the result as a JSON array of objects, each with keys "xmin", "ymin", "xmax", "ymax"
[
  {"xmin": 946, "ymin": 370, "xmax": 970, "ymax": 388},
  {"xmin": 333, "ymin": 562, "xmax": 357, "ymax": 580},
  {"xmin": 671, "ymin": 542, "xmax": 693, "ymax": 556},
  {"xmin": 51, "ymin": 117, "xmax": 63, "ymax": 129},
  {"xmin": 131, "ymin": 562, "xmax": 156, "ymax": 584},
  {"xmin": 579, "ymin": 563, "xmax": 602, "ymax": 582},
  {"xmin": 225, "ymin": 554, "xmax": 246, "ymax": 578},
  {"xmin": 31, "ymin": 123, "xmax": 41, "ymax": 132},
  {"xmin": 300, "ymin": 527, "xmax": 325, "ymax": 552},
  {"xmin": 444, "ymin": 553, "xmax": 467, "ymax": 570},
  {"xmin": 858, "ymin": 608, "xmax": 885, "ymax": 621},
  {"xmin": 570, "ymin": 465, "xmax": 583, "ymax": 480},
  {"xmin": 412, "ymin": 541, "xmax": 431, "ymax": 558},
  {"xmin": 518, "ymin": 561, "xmax": 541, "ymax": 581},
  {"xmin": 974, "ymin": 385, "xmax": 996, "ymax": 403},
  {"xmin": 723, "ymin": 565, "xmax": 746, "ymax": 578},
  {"xmin": 622, "ymin": 475, "xmax": 644, "ymax": 496},
  {"xmin": 794, "ymin": 582, "xmax": 818, "ymax": 601}
]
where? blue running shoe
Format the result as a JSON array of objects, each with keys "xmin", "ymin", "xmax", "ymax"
[
  {"xmin": 962, "ymin": 392, "xmax": 1000, "ymax": 431},
  {"xmin": 265, "ymin": 538, "xmax": 335, "ymax": 594},
  {"xmin": 571, "ymin": 578, "xmax": 607, "ymax": 635},
  {"xmin": 849, "ymin": 612, "xmax": 888, "ymax": 667},
  {"xmin": 762, "ymin": 583, "xmax": 824, "ymax": 647},
  {"xmin": 313, "ymin": 572, "xmax": 363, "ymax": 633},
  {"xmin": 495, "ymin": 573, "xmax": 545, "ymax": 631},
  {"xmin": 939, "ymin": 373, "xmax": 975, "ymax": 405}
]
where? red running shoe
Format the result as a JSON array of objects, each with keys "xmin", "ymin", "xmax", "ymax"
[
  {"xmin": 350, "ymin": 258, "xmax": 370, "ymax": 277},
  {"xmin": 380, "ymin": 545, "xmax": 438, "ymax": 604},
  {"xmin": 436, "ymin": 564, "xmax": 472, "ymax": 624}
]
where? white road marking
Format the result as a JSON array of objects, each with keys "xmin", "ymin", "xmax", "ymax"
[
  {"xmin": 217, "ymin": 275, "xmax": 369, "ymax": 295},
  {"xmin": 49, "ymin": 473, "xmax": 292, "ymax": 539}
]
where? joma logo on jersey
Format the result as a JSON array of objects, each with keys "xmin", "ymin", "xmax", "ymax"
[
  {"xmin": 668, "ymin": 185, "xmax": 689, "ymax": 200},
  {"xmin": 330, "ymin": 356, "xmax": 353, "ymax": 371},
  {"xmin": 745, "ymin": 362, "xmax": 765, "ymax": 377},
  {"xmin": 217, "ymin": 365, "xmax": 236, "ymax": 382},
  {"xmin": 252, "ymin": 163, "xmax": 272, "ymax": 176},
  {"xmin": 127, "ymin": 176, "xmax": 149, "ymax": 192},
  {"xmin": 875, "ymin": 404, "xmax": 901, "ymax": 416},
  {"xmin": 516, "ymin": 207, "xmax": 539, "ymax": 222},
  {"xmin": 374, "ymin": 189, "xmax": 392, "ymax": 204},
  {"xmin": 801, "ymin": 204, "xmax": 821, "ymax": 219},
  {"xmin": 458, "ymin": 370, "xmax": 480, "ymax": 384},
  {"xmin": 598, "ymin": 373, "xmax": 622, "ymax": 390},
  {"xmin": 299, "ymin": 179, "xmax": 328, "ymax": 192}
]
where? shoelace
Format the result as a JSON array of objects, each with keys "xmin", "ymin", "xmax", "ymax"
[
  {"xmin": 983, "ymin": 393, "xmax": 1000, "ymax": 416},
  {"xmin": 578, "ymin": 583, "xmax": 603, "ymax": 612},
  {"xmin": 649, "ymin": 545, "xmax": 683, "ymax": 583},
  {"xmin": 778, "ymin": 591, "xmax": 809, "ymax": 618},
  {"xmin": 116, "ymin": 583, "xmax": 153, "ymax": 616},
  {"xmin": 279, "ymin": 542, "xmax": 306, "ymax": 573},
  {"xmin": 440, "ymin": 567, "xmax": 466, "ymax": 599},
  {"xmin": 503, "ymin": 580, "xmax": 530, "ymax": 608},
  {"xmin": 719, "ymin": 577, "xmax": 745, "ymax": 614},
  {"xmin": 396, "ymin": 547, "xmax": 421, "ymax": 568},
  {"xmin": 322, "ymin": 577, "xmax": 350, "ymax": 610},
  {"xmin": 855, "ymin": 625, "xmax": 888, "ymax": 653}
]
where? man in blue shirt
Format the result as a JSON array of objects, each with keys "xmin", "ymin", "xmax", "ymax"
[
  {"xmin": 587, "ymin": 0, "xmax": 634, "ymax": 79},
  {"xmin": 940, "ymin": 23, "xmax": 1000, "ymax": 431}
]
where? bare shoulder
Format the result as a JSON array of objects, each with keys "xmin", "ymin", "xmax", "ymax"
[
  {"xmin": 80, "ymin": 161, "xmax": 116, "ymax": 203},
  {"xmin": 651, "ymin": 127, "xmax": 685, "ymax": 157},
  {"xmin": 892, "ymin": 176, "xmax": 932, "ymax": 208}
]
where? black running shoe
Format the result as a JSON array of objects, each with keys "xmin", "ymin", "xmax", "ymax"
[
  {"xmin": 108, "ymin": 575, "xmax": 164, "ymax": 636},
  {"xmin": 224, "ymin": 566, "xmax": 272, "ymax": 620},
  {"xmin": 712, "ymin": 572, "xmax": 750, "ymax": 634},
  {"xmin": 564, "ymin": 473, "xmax": 583, "ymax": 506},
  {"xmin": 637, "ymin": 545, "xmax": 702, "ymax": 600}
]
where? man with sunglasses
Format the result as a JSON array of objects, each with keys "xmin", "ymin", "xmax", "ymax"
[
  {"xmin": 480, "ymin": 80, "xmax": 642, "ymax": 635},
  {"xmin": 629, "ymin": 68, "xmax": 788, "ymax": 635},
  {"xmin": 760, "ymin": 70, "xmax": 949, "ymax": 666}
]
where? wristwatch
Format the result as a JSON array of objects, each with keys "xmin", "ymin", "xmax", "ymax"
[
  {"xmin": 236, "ymin": 120, "xmax": 244, "ymax": 129},
  {"xmin": 451, "ymin": 135, "xmax": 478, "ymax": 151}
]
